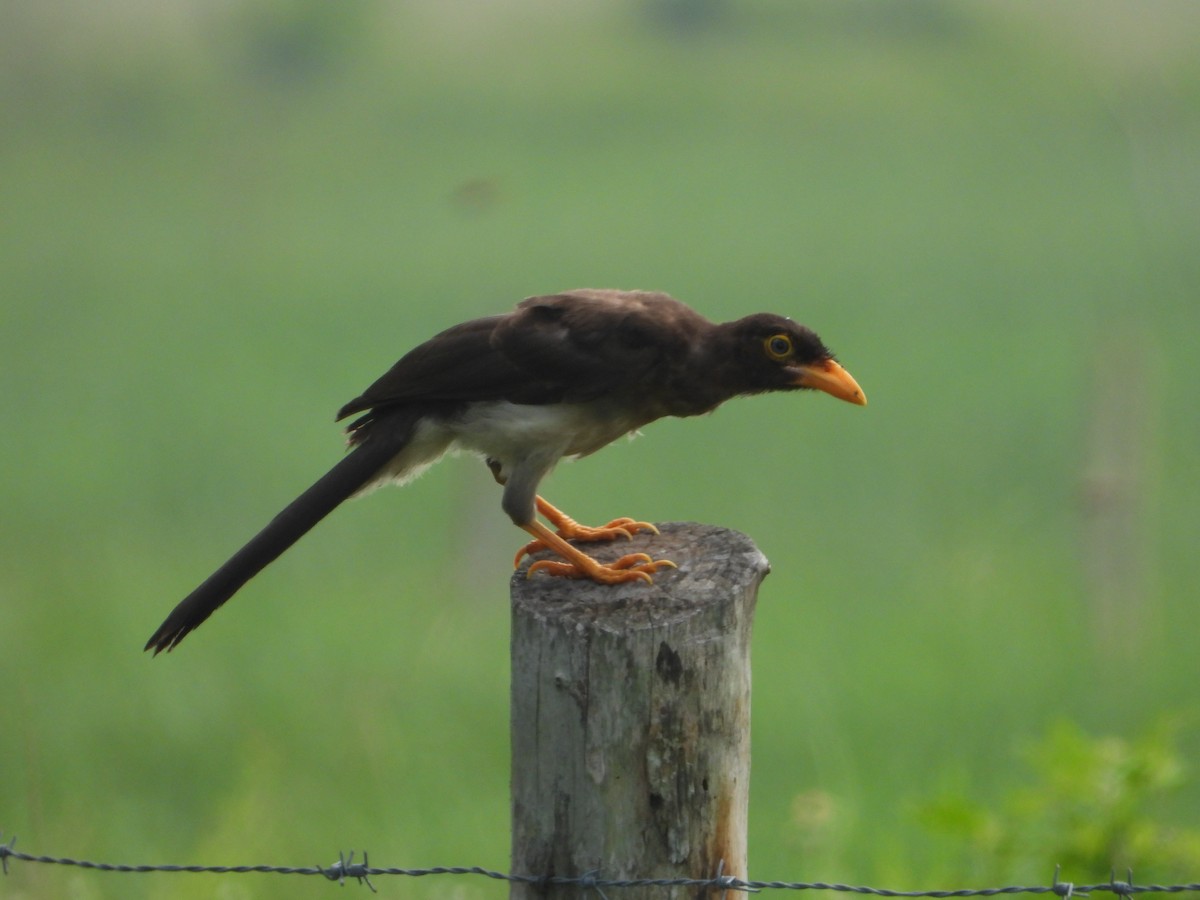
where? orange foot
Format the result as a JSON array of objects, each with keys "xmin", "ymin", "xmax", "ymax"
[
  {"xmin": 514, "ymin": 497, "xmax": 659, "ymax": 565},
  {"xmin": 528, "ymin": 551, "xmax": 676, "ymax": 584},
  {"xmin": 517, "ymin": 499, "xmax": 676, "ymax": 585}
]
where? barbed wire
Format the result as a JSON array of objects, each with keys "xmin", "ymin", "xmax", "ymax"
[{"xmin": 3, "ymin": 834, "xmax": 1199, "ymax": 897}]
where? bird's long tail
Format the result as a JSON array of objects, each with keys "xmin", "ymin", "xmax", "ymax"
[{"xmin": 144, "ymin": 411, "xmax": 419, "ymax": 655}]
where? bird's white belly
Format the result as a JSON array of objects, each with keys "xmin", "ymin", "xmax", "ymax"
[
  {"xmin": 364, "ymin": 401, "xmax": 641, "ymax": 494},
  {"xmin": 453, "ymin": 401, "xmax": 641, "ymax": 462}
]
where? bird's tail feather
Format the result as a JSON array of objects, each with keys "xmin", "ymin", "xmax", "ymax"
[{"xmin": 144, "ymin": 411, "xmax": 419, "ymax": 654}]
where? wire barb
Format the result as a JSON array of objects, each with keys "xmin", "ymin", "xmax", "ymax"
[
  {"xmin": 1052, "ymin": 864, "xmax": 1084, "ymax": 900},
  {"xmin": 713, "ymin": 857, "xmax": 760, "ymax": 895},
  {"xmin": 322, "ymin": 850, "xmax": 376, "ymax": 892},
  {"xmin": 576, "ymin": 868, "xmax": 610, "ymax": 900},
  {"xmin": 0, "ymin": 833, "xmax": 15, "ymax": 876},
  {"xmin": 1107, "ymin": 869, "xmax": 1135, "ymax": 900}
]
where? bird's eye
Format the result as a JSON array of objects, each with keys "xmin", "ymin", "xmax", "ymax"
[{"xmin": 764, "ymin": 334, "xmax": 793, "ymax": 360}]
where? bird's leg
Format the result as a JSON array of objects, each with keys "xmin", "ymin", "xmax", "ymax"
[
  {"xmin": 513, "ymin": 496, "xmax": 659, "ymax": 564},
  {"xmin": 519, "ymin": 520, "xmax": 675, "ymax": 585},
  {"xmin": 490, "ymin": 458, "xmax": 672, "ymax": 583}
]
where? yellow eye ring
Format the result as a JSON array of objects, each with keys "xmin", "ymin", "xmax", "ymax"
[{"xmin": 764, "ymin": 334, "xmax": 793, "ymax": 360}]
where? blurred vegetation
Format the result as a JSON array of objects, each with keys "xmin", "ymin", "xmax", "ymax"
[
  {"xmin": 2, "ymin": 1, "xmax": 1199, "ymax": 898},
  {"xmin": 918, "ymin": 719, "xmax": 1200, "ymax": 883}
]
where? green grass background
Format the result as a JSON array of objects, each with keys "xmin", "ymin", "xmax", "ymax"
[{"xmin": 3, "ymin": 1, "xmax": 1199, "ymax": 897}]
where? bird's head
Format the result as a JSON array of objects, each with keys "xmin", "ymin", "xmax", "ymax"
[{"xmin": 726, "ymin": 314, "xmax": 867, "ymax": 406}]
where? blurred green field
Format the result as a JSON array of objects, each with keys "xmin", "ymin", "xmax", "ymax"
[{"xmin": 3, "ymin": 2, "xmax": 1199, "ymax": 897}]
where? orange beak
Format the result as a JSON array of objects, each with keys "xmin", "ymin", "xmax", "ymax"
[{"xmin": 792, "ymin": 359, "xmax": 867, "ymax": 406}]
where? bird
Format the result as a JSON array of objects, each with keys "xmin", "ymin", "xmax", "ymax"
[{"xmin": 144, "ymin": 289, "xmax": 866, "ymax": 654}]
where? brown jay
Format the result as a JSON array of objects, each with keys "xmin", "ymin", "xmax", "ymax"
[{"xmin": 145, "ymin": 289, "xmax": 865, "ymax": 654}]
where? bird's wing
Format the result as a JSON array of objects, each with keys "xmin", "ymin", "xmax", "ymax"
[
  {"xmin": 337, "ymin": 290, "xmax": 707, "ymax": 419},
  {"xmin": 335, "ymin": 315, "xmax": 530, "ymax": 419},
  {"xmin": 492, "ymin": 290, "xmax": 706, "ymax": 403}
]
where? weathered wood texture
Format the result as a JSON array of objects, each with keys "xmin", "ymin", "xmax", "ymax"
[{"xmin": 510, "ymin": 522, "xmax": 769, "ymax": 899}]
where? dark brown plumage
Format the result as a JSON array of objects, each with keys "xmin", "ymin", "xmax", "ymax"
[{"xmin": 145, "ymin": 289, "xmax": 865, "ymax": 654}]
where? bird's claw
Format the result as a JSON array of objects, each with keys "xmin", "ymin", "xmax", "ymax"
[
  {"xmin": 514, "ymin": 517, "xmax": 659, "ymax": 566},
  {"xmin": 527, "ymin": 553, "xmax": 676, "ymax": 584},
  {"xmin": 599, "ymin": 517, "xmax": 659, "ymax": 537}
]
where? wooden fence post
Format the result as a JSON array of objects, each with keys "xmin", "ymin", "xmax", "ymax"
[{"xmin": 510, "ymin": 521, "xmax": 769, "ymax": 899}]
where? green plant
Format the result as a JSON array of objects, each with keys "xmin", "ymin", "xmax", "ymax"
[{"xmin": 918, "ymin": 719, "xmax": 1200, "ymax": 883}]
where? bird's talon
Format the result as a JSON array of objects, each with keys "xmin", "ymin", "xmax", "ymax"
[
  {"xmin": 524, "ymin": 553, "xmax": 672, "ymax": 585},
  {"xmin": 609, "ymin": 552, "xmax": 653, "ymax": 568},
  {"xmin": 615, "ymin": 555, "xmax": 676, "ymax": 576},
  {"xmin": 561, "ymin": 522, "xmax": 639, "ymax": 543},
  {"xmin": 514, "ymin": 540, "xmax": 548, "ymax": 566},
  {"xmin": 526, "ymin": 559, "xmax": 576, "ymax": 579},
  {"xmin": 602, "ymin": 518, "xmax": 658, "ymax": 537}
]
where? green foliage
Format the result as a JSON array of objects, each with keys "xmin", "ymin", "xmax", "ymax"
[{"xmin": 919, "ymin": 720, "xmax": 1200, "ymax": 882}]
